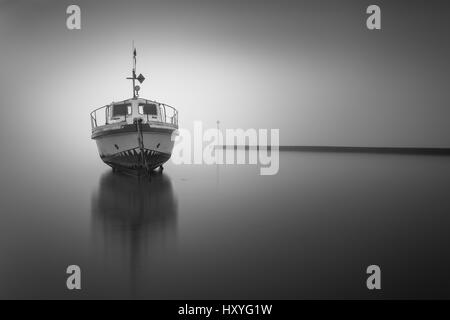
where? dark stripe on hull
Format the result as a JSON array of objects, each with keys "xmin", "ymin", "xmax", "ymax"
[
  {"xmin": 101, "ymin": 148, "xmax": 171, "ymax": 175},
  {"xmin": 92, "ymin": 123, "xmax": 176, "ymax": 139}
]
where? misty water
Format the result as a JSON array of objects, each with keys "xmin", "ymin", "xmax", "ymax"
[{"xmin": 1, "ymin": 150, "xmax": 450, "ymax": 299}]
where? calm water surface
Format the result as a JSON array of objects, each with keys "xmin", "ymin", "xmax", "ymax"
[{"xmin": 1, "ymin": 151, "xmax": 450, "ymax": 299}]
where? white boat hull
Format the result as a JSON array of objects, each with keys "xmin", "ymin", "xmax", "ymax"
[{"xmin": 93, "ymin": 124, "xmax": 176, "ymax": 175}]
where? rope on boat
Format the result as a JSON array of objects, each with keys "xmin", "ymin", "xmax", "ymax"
[{"xmin": 135, "ymin": 118, "xmax": 149, "ymax": 176}]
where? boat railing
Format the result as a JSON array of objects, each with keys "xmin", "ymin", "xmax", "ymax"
[{"xmin": 90, "ymin": 102, "xmax": 178, "ymax": 130}]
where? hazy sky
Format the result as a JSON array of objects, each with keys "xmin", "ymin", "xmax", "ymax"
[{"xmin": 0, "ymin": 0, "xmax": 449, "ymax": 149}]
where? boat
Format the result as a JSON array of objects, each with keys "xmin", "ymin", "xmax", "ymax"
[{"xmin": 90, "ymin": 47, "xmax": 179, "ymax": 176}]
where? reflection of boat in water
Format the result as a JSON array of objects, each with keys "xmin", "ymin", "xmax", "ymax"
[
  {"xmin": 91, "ymin": 171, "xmax": 178, "ymax": 268},
  {"xmin": 92, "ymin": 172, "xmax": 177, "ymax": 226},
  {"xmin": 90, "ymin": 46, "xmax": 179, "ymax": 176}
]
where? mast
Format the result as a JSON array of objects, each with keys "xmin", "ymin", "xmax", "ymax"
[
  {"xmin": 126, "ymin": 42, "xmax": 146, "ymax": 99},
  {"xmin": 132, "ymin": 46, "xmax": 137, "ymax": 98}
]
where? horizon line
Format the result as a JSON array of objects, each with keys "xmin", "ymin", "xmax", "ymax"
[{"xmin": 214, "ymin": 145, "xmax": 450, "ymax": 155}]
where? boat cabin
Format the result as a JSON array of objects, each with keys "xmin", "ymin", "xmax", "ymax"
[
  {"xmin": 106, "ymin": 98, "xmax": 173, "ymax": 125},
  {"xmin": 90, "ymin": 98, "xmax": 178, "ymax": 131}
]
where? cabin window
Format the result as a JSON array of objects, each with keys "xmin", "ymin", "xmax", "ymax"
[
  {"xmin": 139, "ymin": 103, "xmax": 158, "ymax": 116},
  {"xmin": 112, "ymin": 104, "xmax": 131, "ymax": 117}
]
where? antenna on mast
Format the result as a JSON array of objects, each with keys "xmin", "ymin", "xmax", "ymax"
[{"xmin": 126, "ymin": 41, "xmax": 146, "ymax": 98}]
